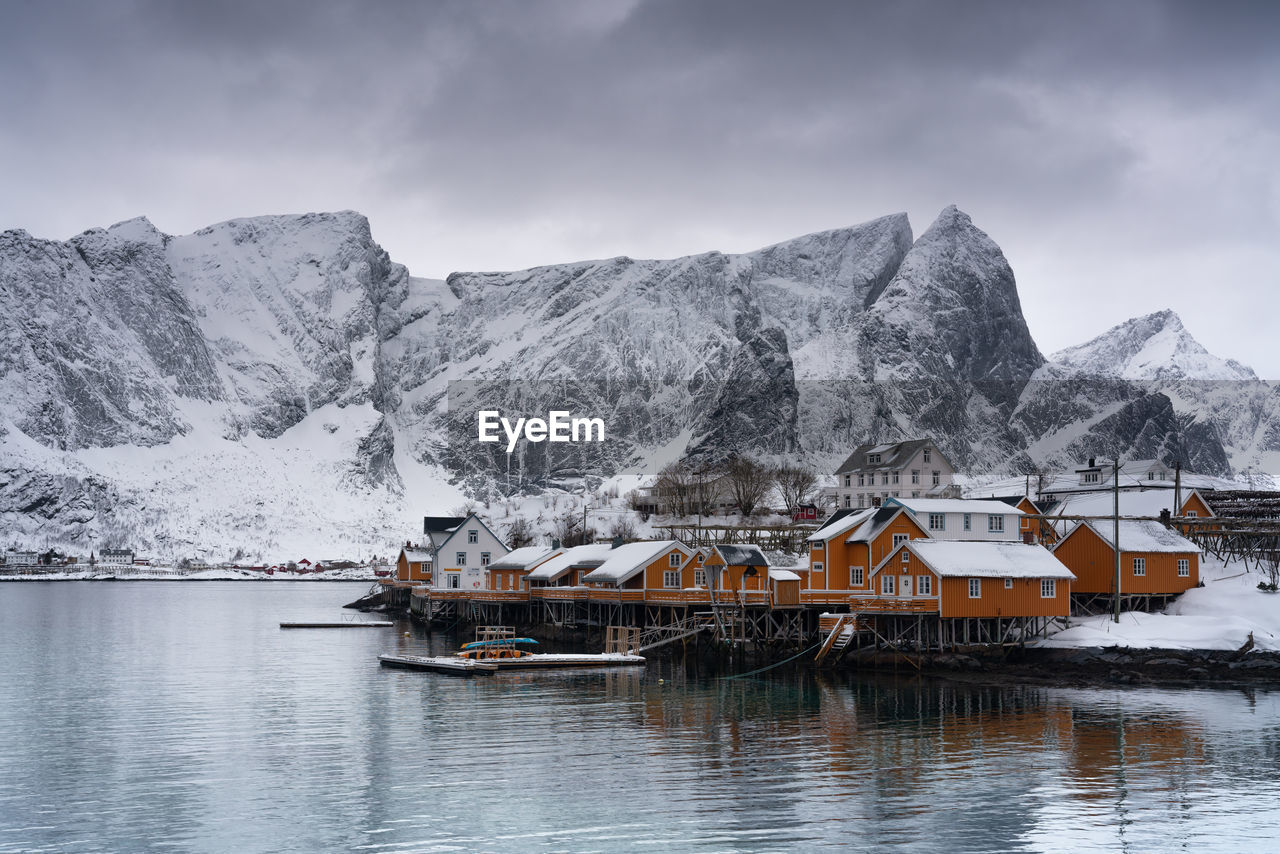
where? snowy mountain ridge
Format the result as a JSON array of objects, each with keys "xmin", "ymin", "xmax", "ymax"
[{"xmin": 0, "ymin": 207, "xmax": 1273, "ymax": 560}]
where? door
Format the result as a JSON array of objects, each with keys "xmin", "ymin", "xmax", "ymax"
[{"xmin": 900, "ymin": 575, "xmax": 912, "ymax": 597}]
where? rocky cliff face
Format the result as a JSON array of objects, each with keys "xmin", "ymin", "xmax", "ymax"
[{"xmin": 0, "ymin": 207, "xmax": 1268, "ymax": 556}]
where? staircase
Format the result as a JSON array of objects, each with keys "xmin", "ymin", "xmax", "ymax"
[{"xmin": 814, "ymin": 615, "xmax": 860, "ymax": 664}]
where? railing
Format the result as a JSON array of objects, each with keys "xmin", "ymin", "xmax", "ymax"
[
  {"xmin": 802, "ymin": 591, "xmax": 939, "ymax": 613},
  {"xmin": 467, "ymin": 590, "xmax": 531, "ymax": 602},
  {"xmin": 530, "ymin": 587, "xmax": 589, "ymax": 602}
]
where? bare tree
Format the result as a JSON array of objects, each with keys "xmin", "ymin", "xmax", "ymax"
[
  {"xmin": 775, "ymin": 463, "xmax": 818, "ymax": 516},
  {"xmin": 725, "ymin": 456, "xmax": 773, "ymax": 518},
  {"xmin": 654, "ymin": 461, "xmax": 694, "ymax": 517},
  {"xmin": 608, "ymin": 516, "xmax": 638, "ymax": 541},
  {"xmin": 553, "ymin": 509, "xmax": 591, "ymax": 548},
  {"xmin": 505, "ymin": 517, "xmax": 535, "ymax": 549}
]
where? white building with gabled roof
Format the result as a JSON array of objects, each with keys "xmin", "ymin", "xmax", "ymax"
[{"xmin": 428, "ymin": 513, "xmax": 509, "ymax": 591}]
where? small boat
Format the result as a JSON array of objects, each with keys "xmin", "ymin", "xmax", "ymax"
[{"xmin": 378, "ymin": 626, "xmax": 645, "ymax": 673}]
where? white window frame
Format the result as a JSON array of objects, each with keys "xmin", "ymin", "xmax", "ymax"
[
  {"xmin": 1004, "ymin": 578, "xmax": 1013, "ymax": 589},
  {"xmin": 447, "ymin": 573, "xmax": 460, "ymax": 589},
  {"xmin": 988, "ymin": 515, "xmax": 1004, "ymax": 533},
  {"xmin": 917, "ymin": 575, "xmax": 931, "ymax": 596},
  {"xmin": 968, "ymin": 578, "xmax": 981, "ymax": 598},
  {"xmin": 923, "ymin": 449, "xmax": 931, "ymax": 463},
  {"xmin": 481, "ymin": 552, "xmax": 491, "ymax": 566},
  {"xmin": 901, "ymin": 549, "xmax": 910, "ymax": 563},
  {"xmin": 844, "ymin": 475, "xmax": 851, "ymax": 487},
  {"xmin": 932, "ymin": 471, "xmax": 940, "ymax": 486},
  {"xmin": 929, "ymin": 513, "xmax": 945, "ymax": 531},
  {"xmin": 891, "ymin": 471, "xmax": 900, "ymax": 484},
  {"xmin": 963, "ymin": 513, "xmax": 971, "ymax": 531},
  {"xmin": 1177, "ymin": 559, "xmax": 1189, "ymax": 577},
  {"xmin": 669, "ymin": 552, "xmax": 682, "ymax": 567},
  {"xmin": 1133, "ymin": 557, "xmax": 1146, "ymax": 576},
  {"xmin": 812, "ymin": 562, "xmax": 824, "ymax": 575},
  {"xmin": 892, "ymin": 533, "xmax": 909, "ymax": 548},
  {"xmin": 663, "ymin": 570, "xmax": 679, "ymax": 588},
  {"xmin": 694, "ymin": 569, "xmax": 707, "ymax": 587},
  {"xmin": 868, "ymin": 453, "xmax": 881, "ymax": 464},
  {"xmin": 912, "ymin": 470, "xmax": 920, "ymax": 484},
  {"xmin": 467, "ymin": 529, "xmax": 478, "ymax": 544},
  {"xmin": 1186, "ymin": 510, "xmax": 1198, "ymax": 518},
  {"xmin": 456, "ymin": 552, "xmax": 466, "ymax": 566},
  {"xmin": 881, "ymin": 574, "xmax": 895, "ymax": 595},
  {"xmin": 850, "ymin": 565, "xmax": 864, "ymax": 587},
  {"xmin": 1041, "ymin": 579, "xmax": 1056, "ymax": 598}
]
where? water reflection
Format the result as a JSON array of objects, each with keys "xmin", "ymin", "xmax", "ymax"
[{"xmin": 2, "ymin": 583, "xmax": 1280, "ymax": 852}]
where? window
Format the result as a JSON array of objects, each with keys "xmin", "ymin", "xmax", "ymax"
[
  {"xmin": 923, "ymin": 449, "xmax": 931, "ymax": 463},
  {"xmin": 917, "ymin": 575, "xmax": 931, "ymax": 595},
  {"xmin": 891, "ymin": 471, "xmax": 900, "ymax": 484},
  {"xmin": 812, "ymin": 562, "xmax": 824, "ymax": 576},
  {"xmin": 694, "ymin": 569, "xmax": 707, "ymax": 586},
  {"xmin": 881, "ymin": 473, "xmax": 889, "ymax": 485},
  {"xmin": 969, "ymin": 578, "xmax": 981, "ymax": 598},
  {"xmin": 929, "ymin": 513, "xmax": 945, "ymax": 531},
  {"xmin": 901, "ymin": 549, "xmax": 910, "ymax": 563},
  {"xmin": 1004, "ymin": 578, "xmax": 1013, "ymax": 589},
  {"xmin": 844, "ymin": 495, "xmax": 851, "ymax": 508},
  {"xmin": 481, "ymin": 552, "xmax": 491, "ymax": 566},
  {"xmin": 850, "ymin": 566, "xmax": 864, "ymax": 587},
  {"xmin": 893, "ymin": 533, "xmax": 909, "ymax": 548},
  {"xmin": 1186, "ymin": 510, "xmax": 1198, "ymax": 518},
  {"xmin": 912, "ymin": 491, "xmax": 921, "ymax": 498},
  {"xmin": 1148, "ymin": 472, "xmax": 1156, "ymax": 480},
  {"xmin": 963, "ymin": 513, "xmax": 971, "ymax": 531},
  {"xmin": 1178, "ymin": 559, "xmax": 1190, "ymax": 577},
  {"xmin": 663, "ymin": 570, "xmax": 679, "ymax": 588},
  {"xmin": 868, "ymin": 453, "xmax": 881, "ymax": 464},
  {"xmin": 857, "ymin": 494, "xmax": 866, "ymax": 508},
  {"xmin": 1133, "ymin": 557, "xmax": 1146, "ymax": 576},
  {"xmin": 1083, "ymin": 472, "xmax": 1100, "ymax": 484},
  {"xmin": 881, "ymin": 574, "xmax": 896, "ymax": 595},
  {"xmin": 467, "ymin": 529, "xmax": 478, "ymax": 544},
  {"xmin": 932, "ymin": 471, "xmax": 941, "ymax": 486},
  {"xmin": 669, "ymin": 552, "xmax": 682, "ymax": 567},
  {"xmin": 988, "ymin": 515, "xmax": 1004, "ymax": 533},
  {"xmin": 912, "ymin": 470, "xmax": 920, "ymax": 484},
  {"xmin": 844, "ymin": 475, "xmax": 851, "ymax": 487},
  {"xmin": 456, "ymin": 552, "xmax": 467, "ymax": 566},
  {"xmin": 812, "ymin": 542, "xmax": 823, "ymax": 553},
  {"xmin": 1041, "ymin": 579, "xmax": 1057, "ymax": 598}
]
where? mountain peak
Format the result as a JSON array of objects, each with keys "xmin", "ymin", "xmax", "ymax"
[
  {"xmin": 1051, "ymin": 310, "xmax": 1256, "ymax": 381},
  {"xmin": 106, "ymin": 216, "xmax": 165, "ymax": 245}
]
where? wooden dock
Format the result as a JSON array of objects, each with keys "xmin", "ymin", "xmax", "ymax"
[
  {"xmin": 280, "ymin": 621, "xmax": 394, "ymax": 629},
  {"xmin": 379, "ymin": 654, "xmax": 498, "ymax": 674}
]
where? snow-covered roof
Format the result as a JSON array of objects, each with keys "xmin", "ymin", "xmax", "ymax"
[
  {"xmin": 713, "ymin": 544, "xmax": 770, "ymax": 567},
  {"xmin": 844, "ymin": 506, "xmax": 911, "ymax": 544},
  {"xmin": 768, "ymin": 568, "xmax": 801, "ymax": 582},
  {"xmin": 889, "ymin": 498, "xmax": 1024, "ymax": 516},
  {"xmin": 1060, "ymin": 520, "xmax": 1200, "ymax": 554},
  {"xmin": 400, "ymin": 548, "xmax": 432, "ymax": 563},
  {"xmin": 1047, "ymin": 489, "xmax": 1210, "ymax": 519},
  {"xmin": 902, "ymin": 541, "xmax": 1075, "ymax": 579},
  {"xmin": 487, "ymin": 546, "xmax": 555, "ymax": 571},
  {"xmin": 807, "ymin": 508, "xmax": 876, "ymax": 543},
  {"xmin": 583, "ymin": 540, "xmax": 686, "ymax": 585},
  {"xmin": 525, "ymin": 543, "xmax": 614, "ymax": 581}
]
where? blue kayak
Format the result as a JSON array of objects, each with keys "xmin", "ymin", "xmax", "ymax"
[{"xmin": 460, "ymin": 637, "xmax": 539, "ymax": 650}]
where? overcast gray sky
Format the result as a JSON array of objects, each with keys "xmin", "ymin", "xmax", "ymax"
[{"xmin": 2, "ymin": 0, "xmax": 1277, "ymax": 374}]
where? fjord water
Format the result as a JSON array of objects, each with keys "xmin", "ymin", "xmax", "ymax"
[{"xmin": 2, "ymin": 583, "xmax": 1278, "ymax": 852}]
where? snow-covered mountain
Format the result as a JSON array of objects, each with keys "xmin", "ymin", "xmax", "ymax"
[
  {"xmin": 1051, "ymin": 310, "xmax": 1256, "ymax": 382},
  {"xmin": 0, "ymin": 207, "xmax": 1270, "ymax": 559}
]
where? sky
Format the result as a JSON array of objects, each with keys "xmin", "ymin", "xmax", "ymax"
[{"xmin": 2, "ymin": 0, "xmax": 1277, "ymax": 374}]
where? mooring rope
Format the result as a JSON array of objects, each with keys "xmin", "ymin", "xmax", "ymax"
[{"xmin": 721, "ymin": 640, "xmax": 825, "ymax": 681}]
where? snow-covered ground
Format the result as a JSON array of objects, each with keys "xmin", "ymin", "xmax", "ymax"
[{"xmin": 1038, "ymin": 555, "xmax": 1280, "ymax": 651}]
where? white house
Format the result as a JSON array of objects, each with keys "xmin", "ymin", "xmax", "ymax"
[
  {"xmin": 885, "ymin": 498, "xmax": 1024, "ymax": 542},
  {"xmin": 831, "ymin": 439, "xmax": 960, "ymax": 509},
  {"xmin": 426, "ymin": 514, "xmax": 510, "ymax": 592}
]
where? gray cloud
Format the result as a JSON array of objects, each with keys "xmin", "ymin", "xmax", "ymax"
[{"xmin": 1, "ymin": 0, "xmax": 1276, "ymax": 374}]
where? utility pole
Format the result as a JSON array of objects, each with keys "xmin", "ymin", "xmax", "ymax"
[
  {"xmin": 1113, "ymin": 458, "xmax": 1122, "ymax": 624},
  {"xmin": 1174, "ymin": 461, "xmax": 1182, "ymax": 515}
]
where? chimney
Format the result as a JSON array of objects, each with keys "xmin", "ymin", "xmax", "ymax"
[
  {"xmin": 1088, "ymin": 457, "xmax": 1095, "ymax": 467},
  {"xmin": 611, "ymin": 535, "xmax": 624, "ymax": 549}
]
